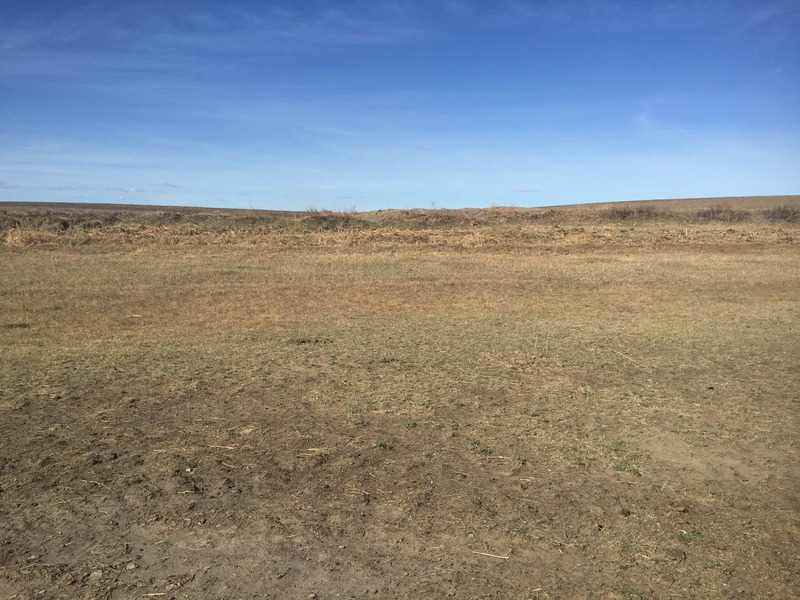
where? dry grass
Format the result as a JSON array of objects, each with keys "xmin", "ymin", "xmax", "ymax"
[
  {"xmin": 2, "ymin": 195, "xmax": 799, "ymax": 250},
  {"xmin": 1, "ymin": 196, "xmax": 799, "ymax": 598}
]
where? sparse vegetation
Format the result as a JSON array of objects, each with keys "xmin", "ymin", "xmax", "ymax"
[
  {"xmin": 762, "ymin": 204, "xmax": 799, "ymax": 222},
  {"xmin": 599, "ymin": 205, "xmax": 660, "ymax": 221},
  {"xmin": 2, "ymin": 195, "xmax": 799, "ymax": 249},
  {"xmin": 675, "ymin": 530, "xmax": 701, "ymax": 544},
  {"xmin": 695, "ymin": 204, "xmax": 749, "ymax": 222},
  {"xmin": 614, "ymin": 459, "xmax": 642, "ymax": 476},
  {"xmin": 0, "ymin": 195, "xmax": 798, "ymax": 598},
  {"xmin": 560, "ymin": 445, "xmax": 589, "ymax": 467},
  {"xmin": 468, "ymin": 437, "xmax": 492, "ymax": 456}
]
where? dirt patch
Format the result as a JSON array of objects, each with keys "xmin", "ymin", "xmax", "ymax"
[{"xmin": 640, "ymin": 432, "xmax": 777, "ymax": 486}]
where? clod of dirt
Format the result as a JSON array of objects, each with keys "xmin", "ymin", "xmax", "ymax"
[{"xmin": 665, "ymin": 548, "xmax": 688, "ymax": 562}]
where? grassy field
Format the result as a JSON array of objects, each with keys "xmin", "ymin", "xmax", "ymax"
[{"xmin": 1, "ymin": 196, "xmax": 799, "ymax": 599}]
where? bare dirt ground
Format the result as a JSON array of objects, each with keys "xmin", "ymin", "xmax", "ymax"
[{"xmin": 1, "ymin": 197, "xmax": 799, "ymax": 599}]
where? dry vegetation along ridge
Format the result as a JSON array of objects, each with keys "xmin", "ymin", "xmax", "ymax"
[{"xmin": 0, "ymin": 196, "xmax": 799, "ymax": 598}]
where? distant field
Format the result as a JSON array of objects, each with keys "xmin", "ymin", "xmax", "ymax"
[{"xmin": 1, "ymin": 196, "xmax": 798, "ymax": 598}]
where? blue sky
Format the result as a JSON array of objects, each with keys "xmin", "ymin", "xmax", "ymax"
[{"xmin": 1, "ymin": 1, "xmax": 798, "ymax": 210}]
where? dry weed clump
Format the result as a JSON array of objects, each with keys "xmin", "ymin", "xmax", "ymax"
[
  {"xmin": 3, "ymin": 227, "xmax": 58, "ymax": 247},
  {"xmin": 762, "ymin": 204, "xmax": 799, "ymax": 223},
  {"xmin": 694, "ymin": 204, "xmax": 749, "ymax": 222},
  {"xmin": 598, "ymin": 205, "xmax": 662, "ymax": 221}
]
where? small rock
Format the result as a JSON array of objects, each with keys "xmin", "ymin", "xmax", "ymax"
[
  {"xmin": 88, "ymin": 570, "xmax": 103, "ymax": 581},
  {"xmin": 126, "ymin": 562, "xmax": 138, "ymax": 570}
]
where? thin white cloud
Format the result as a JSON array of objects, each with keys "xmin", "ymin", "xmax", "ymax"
[
  {"xmin": 44, "ymin": 184, "xmax": 93, "ymax": 191},
  {"xmin": 272, "ymin": 6, "xmax": 436, "ymax": 47},
  {"xmin": 631, "ymin": 95, "xmax": 692, "ymax": 140},
  {"xmin": 5, "ymin": 0, "xmax": 793, "ymax": 90},
  {"xmin": 2, "ymin": 2, "xmax": 435, "ymax": 56},
  {"xmin": 631, "ymin": 103, "xmax": 702, "ymax": 147},
  {"xmin": 0, "ymin": 181, "xmax": 93, "ymax": 191},
  {"xmin": 633, "ymin": 110, "xmax": 660, "ymax": 132},
  {"xmin": 746, "ymin": 0, "xmax": 800, "ymax": 26},
  {"xmin": 443, "ymin": 0, "xmax": 800, "ymax": 32},
  {"xmin": 0, "ymin": 3, "xmax": 442, "ymax": 91}
]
